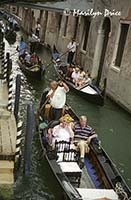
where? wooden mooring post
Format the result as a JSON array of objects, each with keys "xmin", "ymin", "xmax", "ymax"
[{"xmin": 0, "ymin": 30, "xmax": 22, "ymax": 199}]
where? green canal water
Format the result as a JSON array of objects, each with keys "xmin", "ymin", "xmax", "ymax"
[{"xmin": 4, "ymin": 32, "xmax": 131, "ymax": 199}]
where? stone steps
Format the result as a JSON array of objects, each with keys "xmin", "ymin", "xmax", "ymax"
[{"xmin": 0, "ymin": 161, "xmax": 14, "ymax": 184}]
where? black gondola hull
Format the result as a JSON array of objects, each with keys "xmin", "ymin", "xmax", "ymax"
[
  {"xmin": 37, "ymin": 91, "xmax": 131, "ymax": 199},
  {"xmin": 18, "ymin": 60, "xmax": 45, "ymax": 80},
  {"xmin": 54, "ymin": 64, "xmax": 104, "ymax": 106}
]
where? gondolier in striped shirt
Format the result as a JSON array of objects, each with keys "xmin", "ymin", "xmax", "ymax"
[{"xmin": 74, "ymin": 116, "xmax": 97, "ymax": 166}]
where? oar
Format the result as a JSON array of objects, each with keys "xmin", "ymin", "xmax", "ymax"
[
  {"xmin": 9, "ymin": 46, "xmax": 27, "ymax": 58},
  {"xmin": 10, "ymin": 50, "xmax": 19, "ymax": 57},
  {"xmin": 46, "ymin": 46, "xmax": 75, "ymax": 68},
  {"xmin": 36, "ymin": 89, "xmax": 55, "ymax": 118}
]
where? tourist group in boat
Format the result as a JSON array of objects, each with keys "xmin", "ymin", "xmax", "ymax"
[
  {"xmin": 53, "ymin": 38, "xmax": 92, "ymax": 88},
  {"xmin": 17, "ymin": 37, "xmax": 41, "ymax": 67},
  {"xmin": 39, "ymin": 80, "xmax": 97, "ymax": 168}
]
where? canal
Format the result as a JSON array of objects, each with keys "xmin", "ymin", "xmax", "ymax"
[{"xmin": 4, "ymin": 31, "xmax": 131, "ymax": 199}]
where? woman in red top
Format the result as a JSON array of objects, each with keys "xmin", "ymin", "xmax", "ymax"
[{"xmin": 30, "ymin": 52, "xmax": 39, "ymax": 64}]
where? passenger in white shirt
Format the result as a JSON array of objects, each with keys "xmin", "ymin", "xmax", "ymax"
[
  {"xmin": 67, "ymin": 38, "xmax": 77, "ymax": 64},
  {"xmin": 71, "ymin": 67, "xmax": 80, "ymax": 86},
  {"xmin": 48, "ymin": 118, "xmax": 74, "ymax": 145},
  {"xmin": 25, "ymin": 52, "xmax": 31, "ymax": 64},
  {"xmin": 47, "ymin": 81, "xmax": 69, "ymax": 120},
  {"xmin": 35, "ymin": 22, "xmax": 41, "ymax": 37}
]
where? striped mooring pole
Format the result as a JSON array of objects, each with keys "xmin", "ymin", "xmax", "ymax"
[
  {"xmin": 14, "ymin": 74, "xmax": 21, "ymax": 124},
  {"xmin": 15, "ymin": 120, "xmax": 23, "ymax": 162},
  {"xmin": 7, "ymin": 70, "xmax": 13, "ymax": 112}
]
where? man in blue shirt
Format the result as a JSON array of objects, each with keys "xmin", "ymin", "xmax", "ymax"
[
  {"xmin": 74, "ymin": 116, "xmax": 97, "ymax": 165},
  {"xmin": 18, "ymin": 37, "xmax": 26, "ymax": 58}
]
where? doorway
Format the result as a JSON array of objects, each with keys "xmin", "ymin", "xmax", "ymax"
[{"xmin": 96, "ymin": 17, "xmax": 111, "ymax": 86}]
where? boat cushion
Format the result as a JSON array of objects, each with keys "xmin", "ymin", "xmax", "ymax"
[
  {"xmin": 58, "ymin": 162, "xmax": 82, "ymax": 173},
  {"xmin": 81, "ymin": 85, "xmax": 97, "ymax": 95},
  {"xmin": 76, "ymin": 188, "xmax": 118, "ymax": 200}
]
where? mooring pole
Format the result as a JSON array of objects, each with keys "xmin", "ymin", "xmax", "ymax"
[
  {"xmin": 24, "ymin": 104, "xmax": 34, "ymax": 177},
  {"xmin": 14, "ymin": 74, "xmax": 21, "ymax": 123},
  {"xmin": 6, "ymin": 52, "xmax": 11, "ymax": 84}
]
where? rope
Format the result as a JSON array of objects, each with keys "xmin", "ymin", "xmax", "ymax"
[{"xmin": 115, "ymin": 182, "xmax": 131, "ymax": 200}]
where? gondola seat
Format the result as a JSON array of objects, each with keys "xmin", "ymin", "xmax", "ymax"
[{"xmin": 56, "ymin": 145, "xmax": 82, "ymax": 187}]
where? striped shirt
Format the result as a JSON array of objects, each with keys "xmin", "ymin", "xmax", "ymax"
[{"xmin": 74, "ymin": 124, "xmax": 95, "ymax": 140}]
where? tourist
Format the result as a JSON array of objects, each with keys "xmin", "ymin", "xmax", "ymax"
[
  {"xmin": 18, "ymin": 37, "xmax": 26, "ymax": 58},
  {"xmin": 30, "ymin": 52, "xmax": 39, "ymax": 64},
  {"xmin": 71, "ymin": 67, "xmax": 80, "ymax": 86},
  {"xmin": 59, "ymin": 64, "xmax": 67, "ymax": 75},
  {"xmin": 86, "ymin": 73, "xmax": 92, "ymax": 84},
  {"xmin": 67, "ymin": 38, "xmax": 77, "ymax": 64},
  {"xmin": 47, "ymin": 81, "xmax": 69, "ymax": 120},
  {"xmin": 35, "ymin": 22, "xmax": 41, "ymax": 37},
  {"xmin": 77, "ymin": 69, "xmax": 86, "ymax": 87},
  {"xmin": 48, "ymin": 117, "xmax": 74, "ymax": 145},
  {"xmin": 74, "ymin": 116, "xmax": 97, "ymax": 166},
  {"xmin": 65, "ymin": 64, "xmax": 73, "ymax": 81},
  {"xmin": 24, "ymin": 52, "xmax": 31, "ymax": 65}
]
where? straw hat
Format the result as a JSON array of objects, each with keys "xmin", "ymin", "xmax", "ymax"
[{"xmin": 60, "ymin": 114, "xmax": 74, "ymax": 123}]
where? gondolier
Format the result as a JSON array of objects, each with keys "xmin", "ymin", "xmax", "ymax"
[
  {"xmin": 17, "ymin": 37, "xmax": 26, "ymax": 58},
  {"xmin": 47, "ymin": 81, "xmax": 69, "ymax": 120},
  {"xmin": 67, "ymin": 38, "xmax": 77, "ymax": 64}
]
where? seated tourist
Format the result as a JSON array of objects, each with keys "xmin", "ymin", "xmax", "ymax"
[
  {"xmin": 59, "ymin": 64, "xmax": 67, "ymax": 75},
  {"xmin": 86, "ymin": 73, "xmax": 92, "ymax": 84},
  {"xmin": 24, "ymin": 52, "xmax": 31, "ymax": 65},
  {"xmin": 66, "ymin": 64, "xmax": 73, "ymax": 81},
  {"xmin": 30, "ymin": 52, "xmax": 39, "ymax": 64},
  {"xmin": 48, "ymin": 116, "xmax": 74, "ymax": 146},
  {"xmin": 74, "ymin": 116, "xmax": 97, "ymax": 166},
  {"xmin": 78, "ymin": 70, "xmax": 86, "ymax": 87},
  {"xmin": 71, "ymin": 67, "xmax": 80, "ymax": 86}
]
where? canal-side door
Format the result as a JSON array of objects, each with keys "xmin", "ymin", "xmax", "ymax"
[{"xmin": 92, "ymin": 17, "xmax": 111, "ymax": 86}]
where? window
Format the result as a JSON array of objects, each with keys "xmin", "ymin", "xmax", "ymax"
[
  {"xmin": 82, "ymin": 17, "xmax": 91, "ymax": 51},
  {"xmin": 12, "ymin": 6, "xmax": 17, "ymax": 14},
  {"xmin": 115, "ymin": 23, "xmax": 129, "ymax": 67},
  {"xmin": 74, "ymin": 17, "xmax": 79, "ymax": 39},
  {"xmin": 63, "ymin": 16, "xmax": 68, "ymax": 37}
]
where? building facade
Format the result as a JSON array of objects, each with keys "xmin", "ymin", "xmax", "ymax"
[{"xmin": 6, "ymin": 0, "xmax": 131, "ymax": 112}]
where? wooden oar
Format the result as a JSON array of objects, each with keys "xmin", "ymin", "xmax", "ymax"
[
  {"xmin": 36, "ymin": 90, "xmax": 55, "ymax": 119},
  {"xmin": 38, "ymin": 97, "xmax": 49, "ymax": 115},
  {"xmin": 46, "ymin": 45, "xmax": 75, "ymax": 68}
]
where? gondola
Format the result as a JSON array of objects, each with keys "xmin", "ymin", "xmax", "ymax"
[
  {"xmin": 5, "ymin": 28, "xmax": 16, "ymax": 41},
  {"xmin": 17, "ymin": 59, "xmax": 45, "ymax": 80},
  {"xmin": 54, "ymin": 62, "xmax": 105, "ymax": 106},
  {"xmin": 36, "ymin": 88, "xmax": 131, "ymax": 200}
]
